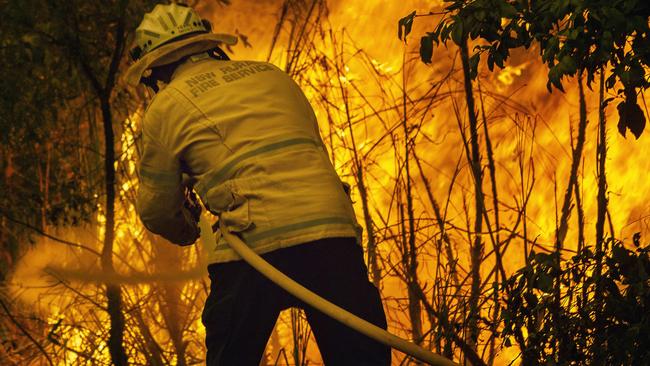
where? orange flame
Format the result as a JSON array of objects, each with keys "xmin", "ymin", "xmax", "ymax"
[{"xmin": 7, "ymin": 1, "xmax": 650, "ymax": 365}]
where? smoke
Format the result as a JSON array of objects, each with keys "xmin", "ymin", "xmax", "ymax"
[
  {"xmin": 43, "ymin": 265, "xmax": 205, "ymax": 285},
  {"xmin": 7, "ymin": 226, "xmax": 99, "ymax": 313},
  {"xmin": 7, "ymin": 225, "xmax": 207, "ymax": 317}
]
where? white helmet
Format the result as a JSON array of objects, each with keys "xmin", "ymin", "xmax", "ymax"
[
  {"xmin": 125, "ymin": 3, "xmax": 237, "ymax": 87},
  {"xmin": 129, "ymin": 3, "xmax": 210, "ymax": 61}
]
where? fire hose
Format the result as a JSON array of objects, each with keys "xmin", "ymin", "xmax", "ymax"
[{"xmin": 199, "ymin": 216, "xmax": 458, "ymax": 366}]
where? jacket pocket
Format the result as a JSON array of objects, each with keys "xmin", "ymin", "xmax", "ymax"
[{"xmin": 204, "ymin": 181, "xmax": 253, "ymax": 233}]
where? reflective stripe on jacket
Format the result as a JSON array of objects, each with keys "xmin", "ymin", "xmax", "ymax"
[{"xmin": 136, "ymin": 56, "xmax": 362, "ymax": 264}]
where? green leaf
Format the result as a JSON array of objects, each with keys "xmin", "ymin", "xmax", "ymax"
[
  {"xmin": 398, "ymin": 11, "xmax": 417, "ymax": 42},
  {"xmin": 542, "ymin": 37, "xmax": 559, "ymax": 63},
  {"xmin": 566, "ymin": 28, "xmax": 579, "ymax": 41},
  {"xmin": 534, "ymin": 252, "xmax": 555, "ymax": 266},
  {"xmin": 606, "ymin": 74, "xmax": 617, "ymax": 90},
  {"xmin": 499, "ymin": 2, "xmax": 517, "ymax": 18},
  {"xmin": 494, "ymin": 50, "xmax": 505, "ymax": 69},
  {"xmin": 451, "ymin": 20, "xmax": 464, "ymax": 45},
  {"xmin": 440, "ymin": 23, "xmax": 453, "ymax": 43},
  {"xmin": 475, "ymin": 9, "xmax": 486, "ymax": 21},
  {"xmin": 558, "ymin": 55, "xmax": 577, "ymax": 75},
  {"xmin": 486, "ymin": 51, "xmax": 495, "ymax": 71},
  {"xmin": 612, "ymin": 243, "xmax": 631, "ymax": 265},
  {"xmin": 420, "ymin": 33, "xmax": 434, "ymax": 64},
  {"xmin": 617, "ymin": 94, "xmax": 646, "ymax": 139},
  {"xmin": 628, "ymin": 62, "xmax": 645, "ymax": 88},
  {"xmin": 535, "ymin": 272, "xmax": 554, "ymax": 294},
  {"xmin": 547, "ymin": 65, "xmax": 565, "ymax": 92}
]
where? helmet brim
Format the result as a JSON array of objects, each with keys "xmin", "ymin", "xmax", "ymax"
[{"xmin": 124, "ymin": 33, "xmax": 238, "ymax": 87}]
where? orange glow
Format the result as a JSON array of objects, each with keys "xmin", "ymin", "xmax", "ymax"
[{"xmin": 6, "ymin": 1, "xmax": 650, "ymax": 365}]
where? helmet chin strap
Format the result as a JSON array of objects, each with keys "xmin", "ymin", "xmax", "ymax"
[{"xmin": 209, "ymin": 47, "xmax": 230, "ymax": 61}]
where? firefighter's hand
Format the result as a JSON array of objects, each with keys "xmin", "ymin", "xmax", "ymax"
[
  {"xmin": 184, "ymin": 189, "xmax": 202, "ymax": 224},
  {"xmin": 171, "ymin": 208, "xmax": 200, "ymax": 246}
]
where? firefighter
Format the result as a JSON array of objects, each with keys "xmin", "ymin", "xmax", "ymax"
[{"xmin": 127, "ymin": 3, "xmax": 390, "ymax": 365}]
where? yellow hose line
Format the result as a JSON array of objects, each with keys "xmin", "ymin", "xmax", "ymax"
[{"xmin": 219, "ymin": 223, "xmax": 459, "ymax": 366}]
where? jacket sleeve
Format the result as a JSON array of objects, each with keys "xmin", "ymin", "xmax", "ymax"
[{"xmin": 136, "ymin": 118, "xmax": 199, "ymax": 246}]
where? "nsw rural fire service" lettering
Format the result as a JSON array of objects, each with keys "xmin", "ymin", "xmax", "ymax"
[
  {"xmin": 219, "ymin": 61, "xmax": 274, "ymax": 83},
  {"xmin": 184, "ymin": 62, "xmax": 275, "ymax": 98}
]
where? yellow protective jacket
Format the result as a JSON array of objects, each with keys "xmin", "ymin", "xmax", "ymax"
[{"xmin": 136, "ymin": 55, "xmax": 362, "ymax": 264}]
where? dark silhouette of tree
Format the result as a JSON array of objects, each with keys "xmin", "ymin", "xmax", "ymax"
[{"xmin": 1, "ymin": 1, "xmax": 158, "ymax": 364}]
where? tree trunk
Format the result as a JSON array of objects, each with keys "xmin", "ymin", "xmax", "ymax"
[
  {"xmin": 460, "ymin": 37, "xmax": 484, "ymax": 349},
  {"xmin": 478, "ymin": 80, "xmax": 502, "ymax": 365},
  {"xmin": 100, "ymin": 97, "xmax": 127, "ymax": 366},
  {"xmin": 72, "ymin": 3, "xmax": 129, "ymax": 363},
  {"xmin": 554, "ymin": 72, "xmax": 588, "ymax": 362},
  {"xmin": 401, "ymin": 51, "xmax": 423, "ymax": 347},
  {"xmin": 593, "ymin": 68, "xmax": 608, "ymax": 365},
  {"xmin": 555, "ymin": 73, "xmax": 588, "ymax": 250}
]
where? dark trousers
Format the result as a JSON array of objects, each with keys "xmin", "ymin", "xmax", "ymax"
[{"xmin": 202, "ymin": 237, "xmax": 391, "ymax": 365}]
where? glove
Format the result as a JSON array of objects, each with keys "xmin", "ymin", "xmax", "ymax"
[{"xmin": 183, "ymin": 188, "xmax": 202, "ymax": 223}]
